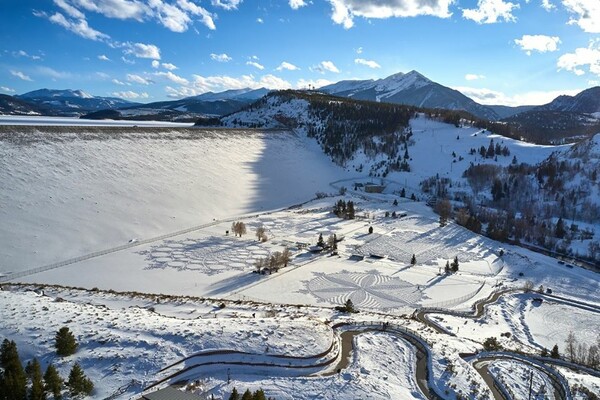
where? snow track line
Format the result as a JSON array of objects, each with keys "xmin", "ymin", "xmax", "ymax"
[
  {"xmin": 144, "ymin": 321, "xmax": 444, "ymax": 399},
  {"xmin": 1, "ymin": 195, "xmax": 327, "ymax": 283}
]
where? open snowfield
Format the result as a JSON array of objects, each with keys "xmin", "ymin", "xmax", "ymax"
[
  {"xmin": 0, "ymin": 115, "xmax": 195, "ymax": 127},
  {"xmin": 1, "ymin": 120, "xmax": 598, "ymax": 399}
]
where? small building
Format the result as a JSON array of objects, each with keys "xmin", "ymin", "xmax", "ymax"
[
  {"xmin": 142, "ymin": 387, "xmax": 200, "ymax": 400},
  {"xmin": 364, "ymin": 184, "xmax": 385, "ymax": 193}
]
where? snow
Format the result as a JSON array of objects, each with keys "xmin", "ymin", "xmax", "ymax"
[{"xmin": 1, "ymin": 117, "xmax": 598, "ymax": 399}]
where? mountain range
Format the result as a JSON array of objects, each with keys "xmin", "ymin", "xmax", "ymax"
[{"xmin": 1, "ymin": 73, "xmax": 599, "ymax": 141}]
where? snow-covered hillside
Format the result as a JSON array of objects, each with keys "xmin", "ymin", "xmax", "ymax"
[{"xmin": 0, "ymin": 127, "xmax": 349, "ymax": 274}]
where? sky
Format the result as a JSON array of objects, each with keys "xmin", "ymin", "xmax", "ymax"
[{"xmin": 0, "ymin": 0, "xmax": 598, "ymax": 106}]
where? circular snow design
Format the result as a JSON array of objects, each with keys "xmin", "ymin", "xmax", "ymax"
[
  {"xmin": 140, "ymin": 237, "xmax": 271, "ymax": 275},
  {"xmin": 306, "ymin": 271, "xmax": 423, "ymax": 309}
]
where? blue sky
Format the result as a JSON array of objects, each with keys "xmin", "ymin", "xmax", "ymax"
[{"xmin": 0, "ymin": 0, "xmax": 598, "ymax": 105}]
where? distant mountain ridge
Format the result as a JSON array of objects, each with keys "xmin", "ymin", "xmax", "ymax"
[
  {"xmin": 320, "ymin": 70, "xmax": 500, "ymax": 121},
  {"xmin": 16, "ymin": 88, "xmax": 139, "ymax": 116},
  {"xmin": 534, "ymin": 86, "xmax": 600, "ymax": 114}
]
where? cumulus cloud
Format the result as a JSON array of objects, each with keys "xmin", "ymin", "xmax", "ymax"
[
  {"xmin": 152, "ymin": 60, "xmax": 160, "ymax": 68},
  {"xmin": 124, "ymin": 42, "xmax": 161, "ymax": 59},
  {"xmin": 514, "ymin": 35, "xmax": 561, "ymax": 55},
  {"xmin": 465, "ymin": 73, "xmax": 485, "ymax": 80},
  {"xmin": 66, "ymin": 0, "xmax": 149, "ymax": 21},
  {"xmin": 10, "ymin": 70, "xmax": 33, "ymax": 81},
  {"xmin": 127, "ymin": 73, "xmax": 153, "ymax": 85},
  {"xmin": 289, "ymin": 0, "xmax": 307, "ymax": 10},
  {"xmin": 111, "ymin": 90, "xmax": 149, "ymax": 99},
  {"xmin": 454, "ymin": 85, "xmax": 583, "ymax": 106},
  {"xmin": 256, "ymin": 17, "xmax": 264, "ymax": 23},
  {"xmin": 47, "ymin": 11, "xmax": 109, "ymax": 40},
  {"xmin": 211, "ymin": 53, "xmax": 233, "ymax": 62},
  {"xmin": 541, "ymin": 0, "xmax": 555, "ymax": 11},
  {"xmin": 98, "ymin": 54, "xmax": 110, "ymax": 61},
  {"xmin": 462, "ymin": 0, "xmax": 519, "ymax": 24},
  {"xmin": 557, "ymin": 41, "xmax": 600, "ymax": 76},
  {"xmin": 276, "ymin": 61, "xmax": 300, "ymax": 71},
  {"xmin": 0, "ymin": 86, "xmax": 16, "ymax": 93},
  {"xmin": 327, "ymin": 0, "xmax": 453, "ymax": 29},
  {"xmin": 165, "ymin": 73, "xmax": 292, "ymax": 98},
  {"xmin": 154, "ymin": 71, "xmax": 189, "ymax": 85},
  {"xmin": 562, "ymin": 0, "xmax": 600, "ymax": 33},
  {"xmin": 211, "ymin": 0, "xmax": 243, "ymax": 10},
  {"xmin": 312, "ymin": 61, "xmax": 340, "ymax": 73},
  {"xmin": 355, "ymin": 58, "xmax": 381, "ymax": 69},
  {"xmin": 356, "ymin": 47, "xmax": 363, "ymax": 54},
  {"xmin": 246, "ymin": 61, "xmax": 265, "ymax": 70},
  {"xmin": 162, "ymin": 62, "xmax": 178, "ymax": 70}
]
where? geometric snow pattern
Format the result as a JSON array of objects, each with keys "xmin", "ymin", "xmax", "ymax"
[
  {"xmin": 139, "ymin": 237, "xmax": 271, "ymax": 275},
  {"xmin": 306, "ymin": 271, "xmax": 424, "ymax": 309}
]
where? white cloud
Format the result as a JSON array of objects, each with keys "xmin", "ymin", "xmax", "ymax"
[
  {"xmin": 356, "ymin": 46, "xmax": 363, "ymax": 54},
  {"xmin": 557, "ymin": 42, "xmax": 600, "ymax": 76},
  {"xmin": 246, "ymin": 61, "xmax": 265, "ymax": 70},
  {"xmin": 96, "ymin": 72, "xmax": 110, "ymax": 79},
  {"xmin": 47, "ymin": 11, "xmax": 109, "ymax": 41},
  {"xmin": 289, "ymin": 0, "xmax": 307, "ymax": 10},
  {"xmin": 211, "ymin": 0, "xmax": 243, "ymax": 10},
  {"xmin": 0, "ymin": 86, "xmax": 16, "ymax": 93},
  {"xmin": 124, "ymin": 42, "xmax": 161, "ymax": 59},
  {"xmin": 98, "ymin": 54, "xmax": 110, "ymax": 61},
  {"xmin": 562, "ymin": 0, "xmax": 600, "ymax": 33},
  {"xmin": 176, "ymin": 0, "xmax": 216, "ymax": 30},
  {"xmin": 68, "ymin": 0, "xmax": 149, "ymax": 21},
  {"xmin": 327, "ymin": 0, "xmax": 453, "ymax": 29},
  {"xmin": 355, "ymin": 58, "xmax": 381, "ymax": 69},
  {"xmin": 210, "ymin": 53, "xmax": 233, "ymax": 62},
  {"xmin": 465, "ymin": 73, "xmax": 485, "ymax": 80},
  {"xmin": 112, "ymin": 78, "xmax": 130, "ymax": 86},
  {"xmin": 256, "ymin": 17, "xmax": 264, "ymax": 23},
  {"xmin": 313, "ymin": 61, "xmax": 340, "ymax": 73},
  {"xmin": 296, "ymin": 78, "xmax": 334, "ymax": 89},
  {"xmin": 276, "ymin": 61, "xmax": 300, "ymax": 71},
  {"xmin": 148, "ymin": 0, "xmax": 192, "ymax": 32},
  {"xmin": 152, "ymin": 60, "xmax": 160, "ymax": 68},
  {"xmin": 454, "ymin": 85, "xmax": 584, "ymax": 106},
  {"xmin": 111, "ymin": 90, "xmax": 149, "ymax": 99},
  {"xmin": 165, "ymin": 73, "xmax": 292, "ymax": 98},
  {"xmin": 541, "ymin": 0, "xmax": 555, "ymax": 11},
  {"xmin": 14, "ymin": 50, "xmax": 42, "ymax": 60},
  {"xmin": 121, "ymin": 56, "xmax": 135, "ymax": 64},
  {"xmin": 514, "ymin": 35, "xmax": 561, "ymax": 55},
  {"xmin": 462, "ymin": 0, "xmax": 519, "ymax": 24},
  {"xmin": 127, "ymin": 73, "xmax": 153, "ymax": 85},
  {"xmin": 154, "ymin": 71, "xmax": 189, "ymax": 85},
  {"xmin": 162, "ymin": 62, "xmax": 178, "ymax": 70},
  {"xmin": 10, "ymin": 70, "xmax": 33, "ymax": 81},
  {"xmin": 53, "ymin": 0, "xmax": 85, "ymax": 19}
]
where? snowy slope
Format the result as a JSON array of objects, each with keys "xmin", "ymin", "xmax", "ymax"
[{"xmin": 0, "ymin": 127, "xmax": 350, "ymax": 274}]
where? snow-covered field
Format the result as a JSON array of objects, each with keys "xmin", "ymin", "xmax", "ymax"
[
  {"xmin": 0, "ymin": 115, "xmax": 194, "ymax": 127},
  {"xmin": 1, "ymin": 121, "xmax": 598, "ymax": 399}
]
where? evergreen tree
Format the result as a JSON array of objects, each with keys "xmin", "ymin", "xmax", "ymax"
[
  {"xmin": 555, "ymin": 217, "xmax": 566, "ymax": 239},
  {"xmin": 241, "ymin": 389, "xmax": 253, "ymax": 400},
  {"xmin": 344, "ymin": 299, "xmax": 356, "ymax": 313},
  {"xmin": 317, "ymin": 233, "xmax": 325, "ymax": 248},
  {"xmin": 410, "ymin": 193, "xmax": 417, "ymax": 201},
  {"xmin": 43, "ymin": 364, "xmax": 62, "ymax": 400},
  {"xmin": 550, "ymin": 344, "xmax": 560, "ymax": 359},
  {"xmin": 451, "ymin": 256, "xmax": 459, "ymax": 272},
  {"xmin": 29, "ymin": 358, "xmax": 45, "ymax": 400},
  {"xmin": 253, "ymin": 389, "xmax": 267, "ymax": 400},
  {"xmin": 228, "ymin": 388, "xmax": 240, "ymax": 400},
  {"xmin": 445, "ymin": 260, "xmax": 451, "ymax": 274},
  {"xmin": 541, "ymin": 348, "xmax": 548, "ymax": 357},
  {"xmin": 347, "ymin": 201, "xmax": 355, "ymax": 219},
  {"xmin": 0, "ymin": 339, "xmax": 27, "ymax": 400},
  {"xmin": 410, "ymin": 254, "xmax": 417, "ymax": 265},
  {"xmin": 55, "ymin": 327, "xmax": 77, "ymax": 357},
  {"xmin": 66, "ymin": 363, "xmax": 93, "ymax": 397}
]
